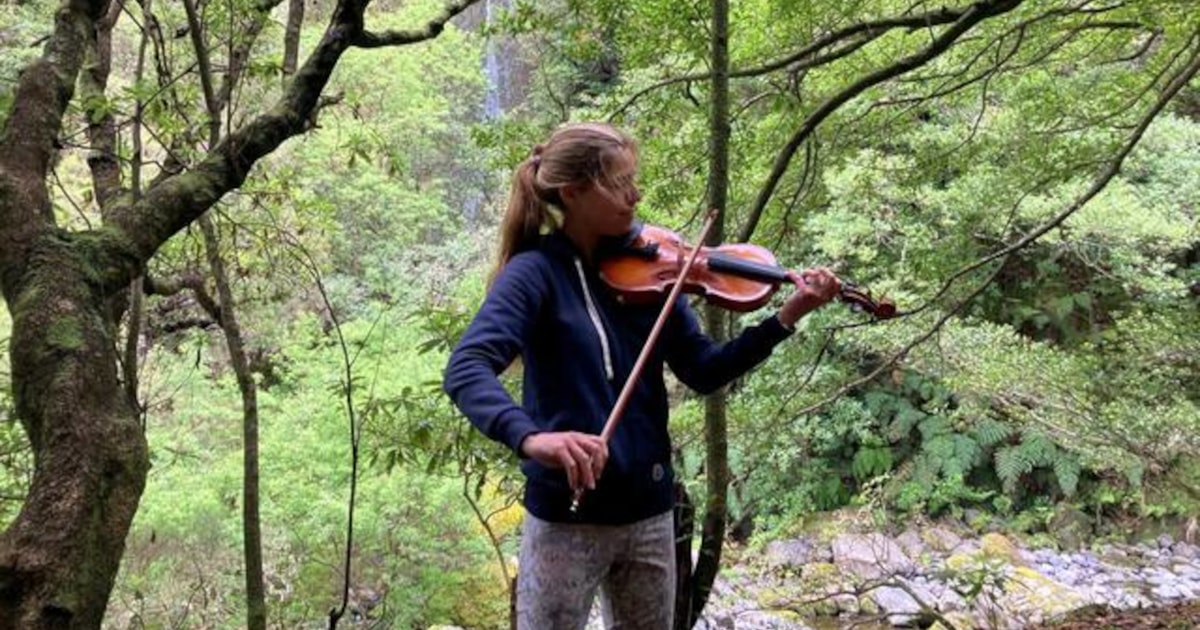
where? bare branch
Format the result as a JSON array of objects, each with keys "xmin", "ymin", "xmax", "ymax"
[
  {"xmin": 80, "ymin": 0, "xmax": 126, "ymax": 211},
  {"xmin": 609, "ymin": 2, "xmax": 986, "ymax": 120},
  {"xmin": 215, "ymin": 0, "xmax": 287, "ymax": 115},
  {"xmin": 352, "ymin": 0, "xmax": 477, "ymax": 48},
  {"xmin": 182, "ymin": 0, "xmax": 220, "ymax": 145},
  {"xmin": 1, "ymin": 0, "xmax": 111, "ymax": 283},
  {"xmin": 283, "ymin": 0, "xmax": 305, "ymax": 78}
]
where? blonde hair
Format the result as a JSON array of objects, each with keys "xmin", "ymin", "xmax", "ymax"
[{"xmin": 492, "ymin": 122, "xmax": 637, "ymax": 283}]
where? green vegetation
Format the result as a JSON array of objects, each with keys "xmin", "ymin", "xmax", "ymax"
[{"xmin": 1, "ymin": 0, "xmax": 1197, "ymax": 626}]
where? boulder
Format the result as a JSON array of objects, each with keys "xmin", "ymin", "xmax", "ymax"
[{"xmin": 832, "ymin": 533, "xmax": 916, "ymax": 580}]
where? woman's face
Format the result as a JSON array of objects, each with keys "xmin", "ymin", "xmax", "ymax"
[{"xmin": 562, "ymin": 150, "xmax": 641, "ymax": 239}]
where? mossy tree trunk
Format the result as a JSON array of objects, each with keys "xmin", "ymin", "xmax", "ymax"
[
  {"xmin": 0, "ymin": 0, "xmax": 477, "ymax": 626},
  {"xmin": 686, "ymin": 1, "xmax": 731, "ymax": 627}
]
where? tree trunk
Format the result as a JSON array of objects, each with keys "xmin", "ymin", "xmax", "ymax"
[
  {"xmin": 0, "ymin": 234, "xmax": 148, "ymax": 629},
  {"xmin": 0, "ymin": 1, "xmax": 476, "ymax": 624},
  {"xmin": 283, "ymin": 0, "xmax": 305, "ymax": 78},
  {"xmin": 199, "ymin": 215, "xmax": 266, "ymax": 630},
  {"xmin": 686, "ymin": 0, "xmax": 731, "ymax": 626}
]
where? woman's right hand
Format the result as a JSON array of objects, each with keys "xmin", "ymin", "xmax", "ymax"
[{"xmin": 520, "ymin": 432, "xmax": 609, "ymax": 491}]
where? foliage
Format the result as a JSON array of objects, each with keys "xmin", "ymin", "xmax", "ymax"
[
  {"xmin": 3, "ymin": 0, "xmax": 1200, "ymax": 624},
  {"xmin": 107, "ymin": 311, "xmax": 510, "ymax": 627},
  {"xmin": 0, "ymin": 306, "xmax": 29, "ymax": 528}
]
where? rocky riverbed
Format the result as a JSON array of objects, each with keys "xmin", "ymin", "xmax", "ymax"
[{"xmin": 681, "ymin": 520, "xmax": 1200, "ymax": 629}]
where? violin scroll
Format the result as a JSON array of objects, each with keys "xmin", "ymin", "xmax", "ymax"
[{"xmin": 839, "ymin": 282, "xmax": 897, "ymax": 319}]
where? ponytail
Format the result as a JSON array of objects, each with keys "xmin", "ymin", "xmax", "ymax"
[{"xmin": 491, "ymin": 156, "xmax": 551, "ymax": 285}]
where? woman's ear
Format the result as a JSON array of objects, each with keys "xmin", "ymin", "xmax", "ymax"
[{"xmin": 559, "ymin": 182, "xmax": 583, "ymax": 207}]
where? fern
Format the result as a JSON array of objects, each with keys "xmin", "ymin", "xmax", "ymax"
[
  {"xmin": 917, "ymin": 414, "xmax": 951, "ymax": 440},
  {"xmin": 1021, "ymin": 431, "xmax": 1058, "ymax": 464},
  {"xmin": 1054, "ymin": 454, "xmax": 1081, "ymax": 497},
  {"xmin": 971, "ymin": 418, "xmax": 1014, "ymax": 447},
  {"xmin": 852, "ymin": 445, "xmax": 894, "ymax": 481},
  {"xmin": 995, "ymin": 445, "xmax": 1035, "ymax": 494},
  {"xmin": 949, "ymin": 434, "xmax": 983, "ymax": 475},
  {"xmin": 888, "ymin": 404, "xmax": 926, "ymax": 441}
]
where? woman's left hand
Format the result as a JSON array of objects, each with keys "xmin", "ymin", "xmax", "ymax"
[{"xmin": 779, "ymin": 267, "xmax": 841, "ymax": 329}]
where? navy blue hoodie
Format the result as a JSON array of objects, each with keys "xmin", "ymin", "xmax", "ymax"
[{"xmin": 443, "ymin": 231, "xmax": 793, "ymax": 525}]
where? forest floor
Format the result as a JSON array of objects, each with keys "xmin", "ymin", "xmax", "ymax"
[{"xmin": 1031, "ymin": 599, "xmax": 1200, "ymax": 629}]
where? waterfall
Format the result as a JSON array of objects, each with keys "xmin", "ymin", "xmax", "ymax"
[{"xmin": 482, "ymin": 0, "xmax": 504, "ymax": 120}]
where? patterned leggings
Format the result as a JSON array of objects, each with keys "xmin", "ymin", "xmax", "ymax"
[{"xmin": 516, "ymin": 511, "xmax": 675, "ymax": 630}]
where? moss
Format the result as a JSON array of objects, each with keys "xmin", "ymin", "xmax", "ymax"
[
  {"xmin": 980, "ymin": 533, "xmax": 1020, "ymax": 563},
  {"xmin": 46, "ymin": 317, "xmax": 85, "ymax": 351}
]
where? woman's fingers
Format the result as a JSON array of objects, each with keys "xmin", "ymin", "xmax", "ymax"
[
  {"xmin": 800, "ymin": 267, "xmax": 840, "ymax": 301},
  {"xmin": 564, "ymin": 439, "xmax": 596, "ymax": 490},
  {"xmin": 525, "ymin": 431, "xmax": 611, "ymax": 491}
]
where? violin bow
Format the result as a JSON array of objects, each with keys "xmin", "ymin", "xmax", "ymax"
[{"xmin": 571, "ymin": 209, "xmax": 720, "ymax": 513}]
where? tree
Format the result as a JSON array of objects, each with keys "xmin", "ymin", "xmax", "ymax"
[{"xmin": 0, "ymin": 0, "xmax": 477, "ymax": 626}]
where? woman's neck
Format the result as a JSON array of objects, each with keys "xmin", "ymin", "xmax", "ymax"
[{"xmin": 561, "ymin": 222, "xmax": 598, "ymax": 264}]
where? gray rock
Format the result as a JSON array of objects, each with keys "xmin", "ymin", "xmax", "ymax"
[
  {"xmin": 832, "ymin": 533, "xmax": 916, "ymax": 580},
  {"xmin": 765, "ymin": 538, "xmax": 822, "ymax": 571}
]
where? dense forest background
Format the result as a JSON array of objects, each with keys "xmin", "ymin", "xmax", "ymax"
[{"xmin": 1, "ymin": 0, "xmax": 1198, "ymax": 627}]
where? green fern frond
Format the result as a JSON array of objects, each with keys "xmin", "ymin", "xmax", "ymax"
[
  {"xmin": 918, "ymin": 415, "xmax": 951, "ymax": 440},
  {"xmin": 1020, "ymin": 431, "xmax": 1058, "ymax": 464},
  {"xmin": 971, "ymin": 419, "xmax": 1014, "ymax": 447},
  {"xmin": 852, "ymin": 446, "xmax": 894, "ymax": 481},
  {"xmin": 995, "ymin": 446, "xmax": 1034, "ymax": 494},
  {"xmin": 1054, "ymin": 454, "xmax": 1081, "ymax": 497},
  {"xmin": 889, "ymin": 404, "xmax": 926, "ymax": 441}
]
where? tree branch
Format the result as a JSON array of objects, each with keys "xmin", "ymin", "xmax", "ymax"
[
  {"xmin": 1, "ymin": 0, "xmax": 111, "ymax": 294},
  {"xmin": 100, "ymin": 0, "xmax": 479, "ymax": 286},
  {"xmin": 739, "ymin": 0, "xmax": 1023, "ymax": 243},
  {"xmin": 80, "ymin": 0, "xmax": 126, "ymax": 212},
  {"xmin": 215, "ymin": 0, "xmax": 287, "ymax": 116},
  {"xmin": 351, "ymin": 0, "xmax": 475, "ymax": 48},
  {"xmin": 609, "ymin": 2, "xmax": 985, "ymax": 121}
]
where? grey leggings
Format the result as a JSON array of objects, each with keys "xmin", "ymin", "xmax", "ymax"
[{"xmin": 516, "ymin": 511, "xmax": 675, "ymax": 630}]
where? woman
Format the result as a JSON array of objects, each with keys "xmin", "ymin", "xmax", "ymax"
[{"xmin": 443, "ymin": 122, "xmax": 839, "ymax": 629}]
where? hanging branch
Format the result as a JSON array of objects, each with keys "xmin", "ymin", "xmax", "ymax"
[
  {"xmin": 608, "ymin": 2, "xmax": 992, "ymax": 121},
  {"xmin": 740, "ymin": 0, "xmax": 1023, "ymax": 243}
]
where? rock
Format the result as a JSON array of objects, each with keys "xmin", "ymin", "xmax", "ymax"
[
  {"xmin": 896, "ymin": 529, "xmax": 927, "ymax": 561},
  {"xmin": 980, "ymin": 533, "xmax": 1022, "ymax": 564},
  {"xmin": 1048, "ymin": 505, "xmax": 1092, "ymax": 551},
  {"xmin": 831, "ymin": 533, "xmax": 916, "ymax": 580},
  {"xmin": 765, "ymin": 538, "xmax": 822, "ymax": 571},
  {"xmin": 928, "ymin": 611, "xmax": 978, "ymax": 630},
  {"xmin": 868, "ymin": 585, "xmax": 923, "ymax": 625},
  {"xmin": 922, "ymin": 526, "xmax": 965, "ymax": 553},
  {"xmin": 994, "ymin": 566, "xmax": 1086, "ymax": 624}
]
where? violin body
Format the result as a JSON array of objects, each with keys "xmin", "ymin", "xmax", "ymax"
[
  {"xmin": 599, "ymin": 223, "xmax": 896, "ymax": 319},
  {"xmin": 599, "ymin": 224, "xmax": 787, "ymax": 312}
]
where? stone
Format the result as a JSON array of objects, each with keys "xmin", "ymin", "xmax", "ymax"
[
  {"xmin": 1047, "ymin": 505, "xmax": 1092, "ymax": 551},
  {"xmin": 896, "ymin": 529, "xmax": 927, "ymax": 561},
  {"xmin": 980, "ymin": 533, "xmax": 1022, "ymax": 564},
  {"xmin": 922, "ymin": 525, "xmax": 965, "ymax": 553},
  {"xmin": 765, "ymin": 538, "xmax": 822, "ymax": 572},
  {"xmin": 831, "ymin": 533, "xmax": 916, "ymax": 580},
  {"xmin": 868, "ymin": 585, "xmax": 922, "ymax": 625}
]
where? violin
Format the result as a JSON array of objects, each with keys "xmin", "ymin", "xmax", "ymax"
[{"xmin": 598, "ymin": 222, "xmax": 896, "ymax": 319}]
